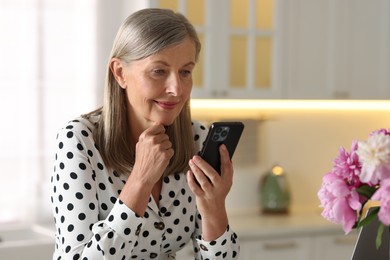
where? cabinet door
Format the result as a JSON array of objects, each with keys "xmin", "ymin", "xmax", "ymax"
[
  {"xmin": 285, "ymin": 0, "xmax": 390, "ymax": 99},
  {"xmin": 336, "ymin": 0, "xmax": 390, "ymax": 99},
  {"xmin": 283, "ymin": 0, "xmax": 331, "ymax": 99},
  {"xmin": 156, "ymin": 0, "xmax": 283, "ymax": 99},
  {"xmin": 239, "ymin": 237, "xmax": 312, "ymax": 260},
  {"xmin": 314, "ymin": 233, "xmax": 358, "ymax": 260}
]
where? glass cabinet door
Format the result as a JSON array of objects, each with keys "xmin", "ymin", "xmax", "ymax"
[
  {"xmin": 153, "ymin": 0, "xmax": 282, "ymax": 99},
  {"xmin": 229, "ymin": 0, "xmax": 273, "ymax": 90},
  {"xmin": 156, "ymin": 0, "xmax": 206, "ymax": 93}
]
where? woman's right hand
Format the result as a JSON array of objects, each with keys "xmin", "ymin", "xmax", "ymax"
[
  {"xmin": 119, "ymin": 123, "xmax": 174, "ymax": 215},
  {"xmin": 132, "ymin": 123, "xmax": 174, "ymax": 186}
]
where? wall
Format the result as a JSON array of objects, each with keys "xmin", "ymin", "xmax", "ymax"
[{"xmin": 223, "ymin": 109, "xmax": 390, "ymax": 214}]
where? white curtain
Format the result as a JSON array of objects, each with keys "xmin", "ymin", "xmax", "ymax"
[{"xmin": 0, "ymin": 0, "xmax": 98, "ymax": 224}]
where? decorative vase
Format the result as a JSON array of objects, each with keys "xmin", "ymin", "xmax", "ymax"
[
  {"xmin": 351, "ymin": 206, "xmax": 390, "ymax": 260},
  {"xmin": 259, "ymin": 164, "xmax": 291, "ymax": 214}
]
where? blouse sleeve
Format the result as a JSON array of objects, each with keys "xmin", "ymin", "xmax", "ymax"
[
  {"xmin": 50, "ymin": 122, "xmax": 144, "ymax": 259},
  {"xmin": 191, "ymin": 212, "xmax": 240, "ymax": 260}
]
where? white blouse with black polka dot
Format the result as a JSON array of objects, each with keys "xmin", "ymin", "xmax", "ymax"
[{"xmin": 50, "ymin": 117, "xmax": 240, "ymax": 260}]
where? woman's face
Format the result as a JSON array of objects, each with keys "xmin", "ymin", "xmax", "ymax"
[{"xmin": 121, "ymin": 38, "xmax": 196, "ymax": 129}]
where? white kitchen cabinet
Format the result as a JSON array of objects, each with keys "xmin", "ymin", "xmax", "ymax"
[
  {"xmin": 153, "ymin": 0, "xmax": 284, "ymax": 99},
  {"xmin": 152, "ymin": 0, "xmax": 390, "ymax": 100},
  {"xmin": 238, "ymin": 232, "xmax": 358, "ymax": 260},
  {"xmin": 314, "ymin": 232, "xmax": 358, "ymax": 260},
  {"xmin": 109, "ymin": 1, "xmax": 390, "ymax": 99},
  {"xmin": 173, "ymin": 209, "xmax": 359, "ymax": 260},
  {"xmin": 284, "ymin": 0, "xmax": 390, "ymax": 99},
  {"xmin": 175, "ymin": 232, "xmax": 357, "ymax": 260},
  {"xmin": 239, "ymin": 236, "xmax": 313, "ymax": 260},
  {"xmin": 238, "ymin": 234, "xmax": 357, "ymax": 260}
]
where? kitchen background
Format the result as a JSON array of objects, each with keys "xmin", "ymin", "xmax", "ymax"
[{"xmin": 1, "ymin": 0, "xmax": 390, "ymax": 259}]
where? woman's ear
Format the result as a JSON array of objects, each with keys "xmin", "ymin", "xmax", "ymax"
[{"xmin": 110, "ymin": 58, "xmax": 127, "ymax": 89}]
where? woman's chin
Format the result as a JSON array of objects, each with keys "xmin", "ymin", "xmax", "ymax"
[
  {"xmin": 161, "ymin": 120, "xmax": 175, "ymax": 127},
  {"xmin": 150, "ymin": 117, "xmax": 176, "ymax": 127}
]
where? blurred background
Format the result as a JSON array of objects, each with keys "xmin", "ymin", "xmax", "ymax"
[
  {"xmin": 0, "ymin": 0, "xmax": 150, "ymax": 224},
  {"xmin": 1, "ymin": 1, "xmax": 390, "ymax": 259},
  {"xmin": 1, "ymin": 0, "xmax": 390, "ymax": 223}
]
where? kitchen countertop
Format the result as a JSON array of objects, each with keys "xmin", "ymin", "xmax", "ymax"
[
  {"xmin": 227, "ymin": 208, "xmax": 350, "ymax": 240},
  {"xmin": 2, "ymin": 208, "xmax": 350, "ymax": 242}
]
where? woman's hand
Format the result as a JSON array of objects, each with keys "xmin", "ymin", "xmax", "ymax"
[
  {"xmin": 119, "ymin": 124, "xmax": 173, "ymax": 216},
  {"xmin": 132, "ymin": 123, "xmax": 174, "ymax": 185},
  {"xmin": 187, "ymin": 144, "xmax": 233, "ymax": 240}
]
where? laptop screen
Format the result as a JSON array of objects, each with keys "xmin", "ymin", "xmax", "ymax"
[{"xmin": 351, "ymin": 207, "xmax": 389, "ymax": 260}]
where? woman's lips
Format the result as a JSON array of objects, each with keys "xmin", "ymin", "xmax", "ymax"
[{"xmin": 155, "ymin": 101, "xmax": 179, "ymax": 110}]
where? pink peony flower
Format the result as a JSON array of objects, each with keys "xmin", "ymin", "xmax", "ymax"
[
  {"xmin": 371, "ymin": 178, "xmax": 390, "ymax": 226},
  {"xmin": 332, "ymin": 141, "xmax": 361, "ymax": 187},
  {"xmin": 318, "ymin": 172, "xmax": 362, "ymax": 233},
  {"xmin": 357, "ymin": 132, "xmax": 390, "ymax": 185},
  {"xmin": 369, "ymin": 128, "xmax": 390, "ymax": 137},
  {"xmin": 319, "ymin": 128, "xmax": 390, "ymax": 246}
]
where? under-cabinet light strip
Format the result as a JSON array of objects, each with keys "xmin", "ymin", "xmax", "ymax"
[{"xmin": 190, "ymin": 99, "xmax": 390, "ymax": 111}]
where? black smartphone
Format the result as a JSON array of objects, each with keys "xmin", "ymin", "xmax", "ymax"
[{"xmin": 198, "ymin": 122, "xmax": 244, "ymax": 174}]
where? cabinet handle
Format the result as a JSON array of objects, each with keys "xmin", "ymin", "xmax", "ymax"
[
  {"xmin": 220, "ymin": 90, "xmax": 228, "ymax": 97},
  {"xmin": 263, "ymin": 241, "xmax": 297, "ymax": 250},
  {"xmin": 333, "ymin": 236, "xmax": 357, "ymax": 245},
  {"xmin": 332, "ymin": 91, "xmax": 350, "ymax": 99}
]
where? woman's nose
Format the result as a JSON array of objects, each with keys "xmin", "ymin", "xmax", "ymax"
[{"xmin": 166, "ymin": 73, "xmax": 182, "ymax": 96}]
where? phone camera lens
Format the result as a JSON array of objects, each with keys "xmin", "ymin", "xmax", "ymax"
[
  {"xmin": 221, "ymin": 130, "xmax": 228, "ymax": 137},
  {"xmin": 212, "ymin": 134, "xmax": 219, "ymax": 141},
  {"xmin": 215, "ymin": 127, "xmax": 222, "ymax": 134}
]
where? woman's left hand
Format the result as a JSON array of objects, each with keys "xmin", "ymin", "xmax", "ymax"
[{"xmin": 187, "ymin": 144, "xmax": 233, "ymax": 240}]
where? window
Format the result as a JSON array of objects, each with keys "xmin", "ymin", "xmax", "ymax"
[{"xmin": 0, "ymin": 0, "xmax": 97, "ymax": 223}]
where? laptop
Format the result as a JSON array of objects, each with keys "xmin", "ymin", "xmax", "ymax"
[{"xmin": 351, "ymin": 207, "xmax": 389, "ymax": 260}]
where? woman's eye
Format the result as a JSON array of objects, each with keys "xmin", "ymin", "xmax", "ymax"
[
  {"xmin": 152, "ymin": 69, "xmax": 165, "ymax": 75},
  {"xmin": 180, "ymin": 70, "xmax": 192, "ymax": 77}
]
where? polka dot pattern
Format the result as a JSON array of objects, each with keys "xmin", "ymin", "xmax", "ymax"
[{"xmin": 50, "ymin": 118, "xmax": 240, "ymax": 259}]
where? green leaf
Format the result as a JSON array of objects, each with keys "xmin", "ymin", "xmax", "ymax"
[
  {"xmin": 376, "ymin": 223, "xmax": 385, "ymax": 249},
  {"xmin": 355, "ymin": 207, "xmax": 379, "ymax": 229},
  {"xmin": 356, "ymin": 185, "xmax": 378, "ymax": 198}
]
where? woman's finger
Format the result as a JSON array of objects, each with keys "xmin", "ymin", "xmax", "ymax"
[
  {"xmin": 191, "ymin": 156, "xmax": 220, "ymax": 184},
  {"xmin": 189, "ymin": 159, "xmax": 214, "ymax": 188},
  {"xmin": 186, "ymin": 170, "xmax": 204, "ymax": 195}
]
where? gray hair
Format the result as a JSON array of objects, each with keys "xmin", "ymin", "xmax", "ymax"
[
  {"xmin": 86, "ymin": 8, "xmax": 200, "ymax": 175},
  {"xmin": 111, "ymin": 8, "xmax": 201, "ymax": 62}
]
